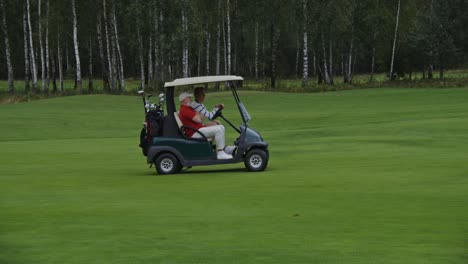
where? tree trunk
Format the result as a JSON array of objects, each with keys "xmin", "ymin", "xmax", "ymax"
[
  {"xmin": 312, "ymin": 49, "xmax": 316, "ymax": 77},
  {"xmin": 45, "ymin": 0, "xmax": 50, "ymax": 91},
  {"xmin": 302, "ymin": 0, "xmax": 308, "ymax": 87},
  {"xmin": 51, "ymin": 50, "xmax": 57, "ymax": 93},
  {"xmin": 88, "ymin": 38, "xmax": 93, "ymax": 91},
  {"xmin": 72, "ymin": 0, "xmax": 82, "ymax": 91},
  {"xmin": 428, "ymin": 64, "xmax": 433, "ymax": 79},
  {"xmin": 347, "ymin": 25, "xmax": 354, "ymax": 83},
  {"xmin": 137, "ymin": 27, "xmax": 145, "ymax": 89},
  {"xmin": 96, "ymin": 14, "xmax": 108, "ymax": 90},
  {"xmin": 111, "ymin": 0, "xmax": 124, "ymax": 92},
  {"xmin": 270, "ymin": 24, "xmax": 279, "ymax": 90},
  {"xmin": 38, "ymin": 0, "xmax": 46, "ymax": 92},
  {"xmin": 23, "ymin": 2, "xmax": 30, "ymax": 92},
  {"xmin": 103, "ymin": 0, "xmax": 113, "ymax": 91},
  {"xmin": 329, "ymin": 39, "xmax": 334, "ymax": 84},
  {"xmin": 262, "ymin": 30, "xmax": 265, "ymax": 78},
  {"xmin": 226, "ymin": 0, "xmax": 231, "ymax": 75},
  {"xmin": 57, "ymin": 36, "xmax": 64, "ymax": 93},
  {"xmin": 370, "ymin": 31, "xmax": 377, "ymax": 82},
  {"xmin": 0, "ymin": 0, "xmax": 14, "ymax": 94},
  {"xmin": 181, "ymin": 2, "xmax": 189, "ymax": 78},
  {"xmin": 254, "ymin": 21, "xmax": 259, "ymax": 81},
  {"xmin": 26, "ymin": 0, "xmax": 38, "ymax": 92},
  {"xmin": 216, "ymin": 9, "xmax": 221, "ymax": 76},
  {"xmin": 148, "ymin": 35, "xmax": 153, "ymax": 84},
  {"xmin": 389, "ymin": 0, "xmax": 401, "ymax": 80},
  {"xmin": 205, "ymin": 28, "xmax": 210, "ymax": 75},
  {"xmin": 295, "ymin": 38, "xmax": 299, "ymax": 78},
  {"xmin": 197, "ymin": 44, "xmax": 201, "ymax": 76},
  {"xmin": 321, "ymin": 32, "xmax": 330, "ymax": 85},
  {"xmin": 222, "ymin": 12, "xmax": 227, "ymax": 75}
]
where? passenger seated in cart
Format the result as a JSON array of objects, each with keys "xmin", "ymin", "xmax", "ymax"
[{"xmin": 178, "ymin": 92, "xmax": 233, "ymax": 160}]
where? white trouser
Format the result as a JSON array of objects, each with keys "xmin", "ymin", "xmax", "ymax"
[{"xmin": 192, "ymin": 125, "xmax": 226, "ymax": 150}]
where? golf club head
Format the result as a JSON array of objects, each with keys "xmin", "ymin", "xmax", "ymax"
[{"xmin": 158, "ymin": 93, "xmax": 165, "ymax": 103}]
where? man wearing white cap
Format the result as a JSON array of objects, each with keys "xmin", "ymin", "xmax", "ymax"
[{"xmin": 178, "ymin": 92, "xmax": 233, "ymax": 159}]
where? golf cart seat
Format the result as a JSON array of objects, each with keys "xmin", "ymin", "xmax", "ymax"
[{"xmin": 174, "ymin": 112, "xmax": 213, "ymax": 142}]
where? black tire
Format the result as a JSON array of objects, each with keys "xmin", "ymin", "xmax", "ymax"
[
  {"xmin": 155, "ymin": 153, "xmax": 182, "ymax": 175},
  {"xmin": 244, "ymin": 148, "xmax": 268, "ymax": 172}
]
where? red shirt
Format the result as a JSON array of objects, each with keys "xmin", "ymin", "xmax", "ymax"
[{"xmin": 179, "ymin": 105, "xmax": 204, "ymax": 137}]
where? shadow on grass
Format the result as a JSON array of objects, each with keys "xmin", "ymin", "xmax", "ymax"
[{"xmin": 139, "ymin": 167, "xmax": 255, "ymax": 177}]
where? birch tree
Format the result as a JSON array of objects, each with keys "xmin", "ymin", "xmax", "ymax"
[
  {"xmin": 302, "ymin": 0, "xmax": 308, "ymax": 87},
  {"xmin": 254, "ymin": 21, "xmax": 259, "ymax": 80},
  {"xmin": 226, "ymin": 0, "xmax": 231, "ymax": 75},
  {"xmin": 44, "ymin": 0, "xmax": 49, "ymax": 92},
  {"xmin": 111, "ymin": 0, "xmax": 124, "ymax": 91},
  {"xmin": 0, "ymin": 0, "xmax": 14, "ymax": 93},
  {"xmin": 38, "ymin": 0, "xmax": 45, "ymax": 91},
  {"xmin": 57, "ymin": 36, "xmax": 64, "ymax": 93},
  {"xmin": 181, "ymin": 1, "xmax": 189, "ymax": 78},
  {"xmin": 26, "ymin": 0, "xmax": 38, "ymax": 92},
  {"xmin": 23, "ymin": 2, "xmax": 30, "ymax": 92},
  {"xmin": 103, "ymin": 0, "xmax": 113, "ymax": 91},
  {"xmin": 389, "ymin": 0, "xmax": 401, "ymax": 80},
  {"xmin": 72, "ymin": 0, "xmax": 82, "ymax": 91},
  {"xmin": 96, "ymin": 14, "xmax": 108, "ymax": 89}
]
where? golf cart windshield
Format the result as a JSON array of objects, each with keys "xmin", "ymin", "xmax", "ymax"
[{"xmin": 239, "ymin": 102, "xmax": 251, "ymax": 123}]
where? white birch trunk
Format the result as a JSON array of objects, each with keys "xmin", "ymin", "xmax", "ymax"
[
  {"xmin": 111, "ymin": 0, "xmax": 124, "ymax": 91},
  {"xmin": 38, "ymin": 0, "xmax": 45, "ymax": 91},
  {"xmin": 45, "ymin": 0, "xmax": 50, "ymax": 91},
  {"xmin": 96, "ymin": 14, "xmax": 107, "ymax": 89},
  {"xmin": 23, "ymin": 2, "xmax": 30, "ymax": 92},
  {"xmin": 226, "ymin": 0, "xmax": 231, "ymax": 75},
  {"xmin": 181, "ymin": 4, "xmax": 189, "ymax": 78},
  {"xmin": 26, "ymin": 0, "xmax": 38, "ymax": 91},
  {"xmin": 197, "ymin": 45, "xmax": 201, "ymax": 76},
  {"xmin": 57, "ymin": 36, "xmax": 64, "ymax": 93},
  {"xmin": 0, "ymin": 0, "xmax": 14, "ymax": 93},
  {"xmin": 321, "ymin": 32, "xmax": 330, "ymax": 85},
  {"xmin": 103, "ymin": 0, "xmax": 113, "ymax": 91},
  {"xmin": 205, "ymin": 28, "xmax": 210, "ymax": 75},
  {"xmin": 389, "ymin": 0, "xmax": 400, "ymax": 80},
  {"xmin": 254, "ymin": 22, "xmax": 258, "ymax": 81},
  {"xmin": 72, "ymin": 0, "xmax": 82, "ymax": 91}
]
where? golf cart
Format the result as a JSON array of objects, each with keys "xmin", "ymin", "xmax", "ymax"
[{"xmin": 138, "ymin": 75, "xmax": 269, "ymax": 174}]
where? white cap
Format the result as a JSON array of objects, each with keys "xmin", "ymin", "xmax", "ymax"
[{"xmin": 179, "ymin": 92, "xmax": 192, "ymax": 102}]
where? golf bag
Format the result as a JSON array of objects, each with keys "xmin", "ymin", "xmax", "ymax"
[{"xmin": 139, "ymin": 109, "xmax": 163, "ymax": 156}]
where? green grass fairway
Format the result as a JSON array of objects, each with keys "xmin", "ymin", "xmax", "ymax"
[{"xmin": 1, "ymin": 88, "xmax": 467, "ymax": 263}]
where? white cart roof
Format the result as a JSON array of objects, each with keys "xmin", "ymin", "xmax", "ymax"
[{"xmin": 164, "ymin": 75, "xmax": 244, "ymax": 87}]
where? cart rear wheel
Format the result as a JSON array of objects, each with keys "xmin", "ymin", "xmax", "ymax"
[
  {"xmin": 155, "ymin": 153, "xmax": 182, "ymax": 175},
  {"xmin": 245, "ymin": 148, "xmax": 268, "ymax": 172}
]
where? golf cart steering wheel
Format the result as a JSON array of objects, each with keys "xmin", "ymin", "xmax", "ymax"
[{"xmin": 213, "ymin": 109, "xmax": 223, "ymax": 119}]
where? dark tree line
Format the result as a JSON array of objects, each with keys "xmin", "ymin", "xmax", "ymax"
[{"xmin": 0, "ymin": 0, "xmax": 467, "ymax": 94}]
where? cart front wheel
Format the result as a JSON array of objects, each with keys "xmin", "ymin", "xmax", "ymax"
[
  {"xmin": 155, "ymin": 153, "xmax": 182, "ymax": 175},
  {"xmin": 245, "ymin": 148, "xmax": 268, "ymax": 172}
]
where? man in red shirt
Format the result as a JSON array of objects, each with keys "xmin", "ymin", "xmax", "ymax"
[{"xmin": 178, "ymin": 92, "xmax": 233, "ymax": 159}]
